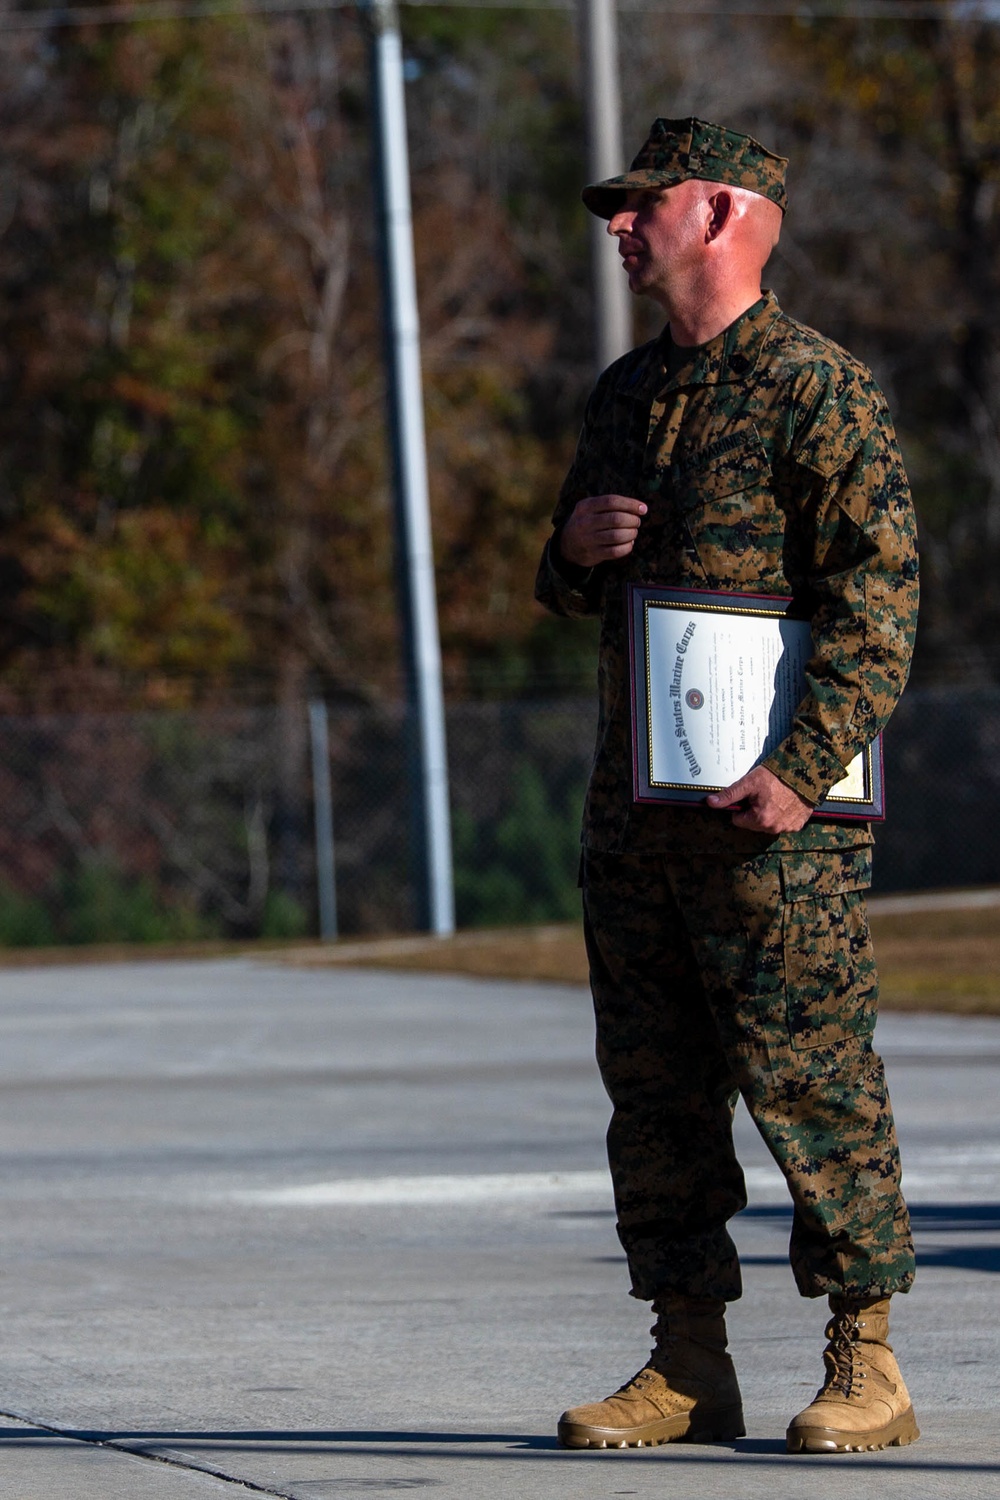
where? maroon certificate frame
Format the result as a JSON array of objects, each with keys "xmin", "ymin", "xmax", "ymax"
[{"xmin": 628, "ymin": 584, "xmax": 885, "ymax": 821}]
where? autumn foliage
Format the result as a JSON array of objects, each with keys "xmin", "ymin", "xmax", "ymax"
[{"xmin": 0, "ymin": 5, "xmax": 997, "ymax": 715}]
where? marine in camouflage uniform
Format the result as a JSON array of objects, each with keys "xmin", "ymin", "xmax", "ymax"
[{"xmin": 535, "ymin": 117, "xmax": 920, "ymax": 1453}]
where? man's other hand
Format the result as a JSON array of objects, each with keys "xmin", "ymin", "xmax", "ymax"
[
  {"xmin": 707, "ymin": 766, "xmax": 813, "ymax": 834},
  {"xmin": 559, "ymin": 494, "xmax": 648, "ymax": 568}
]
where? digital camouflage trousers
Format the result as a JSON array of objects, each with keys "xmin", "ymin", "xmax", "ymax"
[{"xmin": 582, "ymin": 846, "xmax": 916, "ymax": 1303}]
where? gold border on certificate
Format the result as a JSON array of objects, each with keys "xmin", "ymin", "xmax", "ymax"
[{"xmin": 628, "ymin": 584, "xmax": 884, "ymax": 820}]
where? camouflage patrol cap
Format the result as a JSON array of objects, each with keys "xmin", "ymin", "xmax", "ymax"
[{"xmin": 582, "ymin": 116, "xmax": 788, "ymax": 219}]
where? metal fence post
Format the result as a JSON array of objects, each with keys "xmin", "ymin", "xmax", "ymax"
[{"xmin": 308, "ymin": 698, "xmax": 338, "ymax": 942}]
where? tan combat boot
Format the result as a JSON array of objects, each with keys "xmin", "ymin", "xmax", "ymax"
[
  {"xmin": 786, "ymin": 1296, "xmax": 920, "ymax": 1454},
  {"xmin": 557, "ymin": 1295, "xmax": 745, "ymax": 1449}
]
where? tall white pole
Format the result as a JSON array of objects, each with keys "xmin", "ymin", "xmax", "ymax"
[
  {"xmin": 363, "ymin": 0, "xmax": 455, "ymax": 936},
  {"xmin": 578, "ymin": 0, "xmax": 632, "ymax": 374}
]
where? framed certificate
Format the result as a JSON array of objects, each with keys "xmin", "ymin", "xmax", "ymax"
[{"xmin": 629, "ymin": 584, "xmax": 884, "ymax": 820}]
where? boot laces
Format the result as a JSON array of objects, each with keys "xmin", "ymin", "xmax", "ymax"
[
  {"xmin": 647, "ymin": 1313, "xmax": 681, "ymax": 1375},
  {"xmin": 619, "ymin": 1366, "xmax": 658, "ymax": 1397},
  {"xmin": 823, "ymin": 1311, "xmax": 869, "ymax": 1399}
]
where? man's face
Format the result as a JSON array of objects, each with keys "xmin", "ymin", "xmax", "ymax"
[{"xmin": 607, "ymin": 180, "xmax": 708, "ymax": 306}]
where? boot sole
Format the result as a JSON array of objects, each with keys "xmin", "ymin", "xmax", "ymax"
[
  {"xmin": 558, "ymin": 1404, "xmax": 746, "ymax": 1450},
  {"xmin": 786, "ymin": 1406, "xmax": 920, "ymax": 1454}
]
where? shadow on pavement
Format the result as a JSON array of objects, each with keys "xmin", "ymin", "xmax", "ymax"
[
  {"xmin": 0, "ymin": 1426, "xmax": 996, "ymax": 1473},
  {"xmin": 735, "ymin": 1201, "xmax": 1000, "ymax": 1274}
]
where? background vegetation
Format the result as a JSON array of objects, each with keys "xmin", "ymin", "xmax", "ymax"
[
  {"xmin": 1, "ymin": 4, "xmax": 998, "ymax": 708},
  {"xmin": 0, "ymin": 2, "xmax": 997, "ymax": 937}
]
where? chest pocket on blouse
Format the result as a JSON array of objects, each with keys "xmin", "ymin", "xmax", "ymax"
[{"xmin": 671, "ymin": 425, "xmax": 783, "ymax": 587}]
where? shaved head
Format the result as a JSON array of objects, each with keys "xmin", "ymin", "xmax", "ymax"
[
  {"xmin": 727, "ymin": 185, "xmax": 783, "ymax": 264},
  {"xmin": 683, "ymin": 180, "xmax": 783, "ymax": 270}
]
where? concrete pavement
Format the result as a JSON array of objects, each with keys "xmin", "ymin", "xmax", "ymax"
[{"xmin": 0, "ymin": 957, "xmax": 996, "ymax": 1498}]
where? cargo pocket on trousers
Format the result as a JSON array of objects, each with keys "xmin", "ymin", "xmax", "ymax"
[{"xmin": 780, "ymin": 850, "xmax": 878, "ymax": 1051}]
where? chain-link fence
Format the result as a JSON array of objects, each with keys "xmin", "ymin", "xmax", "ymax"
[
  {"xmin": 871, "ymin": 686, "xmax": 1000, "ymax": 894},
  {"xmin": 0, "ymin": 687, "xmax": 996, "ymax": 945}
]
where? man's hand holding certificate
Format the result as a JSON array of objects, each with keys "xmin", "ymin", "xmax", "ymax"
[{"xmin": 706, "ymin": 766, "xmax": 813, "ymax": 834}]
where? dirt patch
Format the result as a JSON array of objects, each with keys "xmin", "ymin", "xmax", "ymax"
[
  {"xmin": 282, "ymin": 924, "xmax": 592, "ymax": 986},
  {"xmin": 283, "ymin": 903, "xmax": 1000, "ymax": 1015}
]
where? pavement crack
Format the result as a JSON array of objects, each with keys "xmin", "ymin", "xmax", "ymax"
[{"xmin": 0, "ymin": 1407, "xmax": 298, "ymax": 1497}]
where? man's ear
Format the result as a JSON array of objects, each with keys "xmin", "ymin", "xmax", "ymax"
[{"xmin": 705, "ymin": 189, "xmax": 735, "ymax": 242}]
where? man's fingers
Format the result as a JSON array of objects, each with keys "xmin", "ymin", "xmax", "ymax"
[
  {"xmin": 581, "ymin": 512, "xmax": 645, "ymax": 541},
  {"xmin": 729, "ymin": 806, "xmax": 765, "ymax": 830},
  {"xmin": 577, "ymin": 495, "xmax": 648, "ymax": 524},
  {"xmin": 560, "ymin": 494, "xmax": 648, "ymax": 567},
  {"xmin": 707, "ymin": 767, "xmax": 813, "ymax": 834},
  {"xmin": 591, "ymin": 494, "xmax": 648, "ymax": 516},
  {"xmin": 592, "ymin": 522, "xmax": 643, "ymax": 546},
  {"xmin": 706, "ymin": 779, "xmax": 748, "ymax": 810}
]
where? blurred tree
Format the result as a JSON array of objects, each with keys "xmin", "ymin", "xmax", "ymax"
[
  {"xmin": 765, "ymin": 15, "xmax": 1000, "ymax": 682},
  {"xmin": 0, "ymin": 6, "xmax": 587, "ymax": 712},
  {"xmin": 399, "ymin": 5, "xmax": 589, "ymax": 693},
  {"xmin": 0, "ymin": 6, "xmax": 995, "ymax": 710},
  {"xmin": 0, "ymin": 15, "xmax": 404, "ymax": 709}
]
